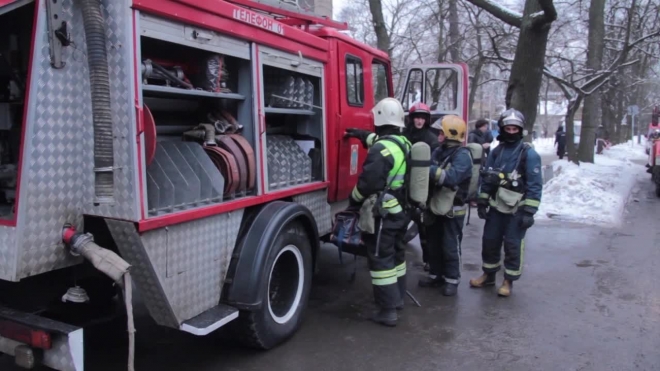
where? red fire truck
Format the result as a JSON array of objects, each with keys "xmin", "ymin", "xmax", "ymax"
[{"xmin": 0, "ymin": 0, "xmax": 467, "ymax": 369}]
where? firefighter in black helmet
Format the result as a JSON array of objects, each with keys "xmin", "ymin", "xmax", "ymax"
[
  {"xmin": 344, "ymin": 97, "xmax": 412, "ymax": 327},
  {"xmin": 470, "ymin": 109, "xmax": 543, "ymax": 297}
]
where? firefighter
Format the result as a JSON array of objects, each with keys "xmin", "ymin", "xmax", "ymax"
[
  {"xmin": 470, "ymin": 109, "xmax": 543, "ymax": 297},
  {"xmin": 405, "ymin": 103, "xmax": 438, "ymax": 271},
  {"xmin": 406, "ymin": 102, "xmax": 440, "ymax": 150},
  {"xmin": 344, "ymin": 97, "xmax": 411, "ymax": 327},
  {"xmin": 418, "ymin": 115, "xmax": 472, "ymax": 296},
  {"xmin": 555, "ymin": 125, "xmax": 566, "ymax": 160}
]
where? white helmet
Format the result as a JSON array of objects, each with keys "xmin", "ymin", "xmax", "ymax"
[{"xmin": 372, "ymin": 97, "xmax": 405, "ymax": 128}]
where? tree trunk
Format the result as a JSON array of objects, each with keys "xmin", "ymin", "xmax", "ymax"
[
  {"xmin": 577, "ymin": 0, "xmax": 606, "ymax": 163},
  {"xmin": 601, "ymin": 89, "xmax": 615, "ymax": 144},
  {"xmin": 468, "ymin": 60, "xmax": 484, "ymax": 118},
  {"xmin": 367, "ymin": 0, "xmax": 390, "ymax": 55},
  {"xmin": 505, "ymin": 0, "xmax": 555, "ymax": 142},
  {"xmin": 436, "ymin": 0, "xmax": 446, "ymax": 63},
  {"xmin": 448, "ymin": 0, "xmax": 460, "ymax": 62},
  {"xmin": 565, "ymin": 96, "xmax": 583, "ymax": 164}
]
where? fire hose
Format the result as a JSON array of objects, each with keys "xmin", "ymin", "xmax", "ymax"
[{"xmin": 62, "ymin": 226, "xmax": 135, "ymax": 371}]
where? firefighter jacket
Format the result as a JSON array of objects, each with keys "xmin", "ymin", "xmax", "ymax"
[
  {"xmin": 429, "ymin": 143, "xmax": 473, "ymax": 207},
  {"xmin": 405, "ymin": 127, "xmax": 440, "ymax": 150},
  {"xmin": 478, "ymin": 140, "xmax": 543, "ymax": 214},
  {"xmin": 350, "ymin": 135, "xmax": 411, "ymax": 215}
]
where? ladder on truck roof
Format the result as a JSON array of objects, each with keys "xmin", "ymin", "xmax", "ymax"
[{"xmin": 226, "ymin": 0, "xmax": 348, "ymax": 30}]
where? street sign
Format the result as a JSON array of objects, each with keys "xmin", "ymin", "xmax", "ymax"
[{"xmin": 628, "ymin": 105, "xmax": 640, "ymax": 115}]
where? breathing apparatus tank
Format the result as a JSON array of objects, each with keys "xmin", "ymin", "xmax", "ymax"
[{"xmin": 408, "ymin": 141, "xmax": 431, "ymax": 206}]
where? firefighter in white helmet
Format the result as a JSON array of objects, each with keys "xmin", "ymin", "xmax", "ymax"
[{"xmin": 344, "ymin": 97, "xmax": 411, "ymax": 327}]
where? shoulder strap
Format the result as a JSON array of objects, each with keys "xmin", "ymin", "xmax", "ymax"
[
  {"xmin": 439, "ymin": 146, "xmax": 461, "ymax": 169},
  {"xmin": 515, "ymin": 143, "xmax": 531, "ymax": 176},
  {"xmin": 376, "ymin": 135, "xmax": 410, "ymax": 193}
]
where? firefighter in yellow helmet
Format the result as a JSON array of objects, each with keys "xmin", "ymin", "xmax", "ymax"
[
  {"xmin": 418, "ymin": 115, "xmax": 472, "ymax": 296},
  {"xmin": 344, "ymin": 98, "xmax": 411, "ymax": 327}
]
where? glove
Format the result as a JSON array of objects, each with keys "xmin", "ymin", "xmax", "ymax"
[
  {"xmin": 477, "ymin": 205, "xmax": 488, "ymax": 220},
  {"xmin": 345, "ymin": 128, "xmax": 372, "ymax": 149},
  {"xmin": 520, "ymin": 212, "xmax": 535, "ymax": 229}
]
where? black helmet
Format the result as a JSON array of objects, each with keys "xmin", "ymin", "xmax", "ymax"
[{"xmin": 498, "ymin": 109, "xmax": 525, "ymax": 129}]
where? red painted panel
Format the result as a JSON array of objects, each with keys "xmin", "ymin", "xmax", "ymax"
[
  {"xmin": 134, "ymin": 0, "xmax": 329, "ymax": 62},
  {"xmin": 0, "ymin": 0, "xmax": 20, "ymax": 7}
]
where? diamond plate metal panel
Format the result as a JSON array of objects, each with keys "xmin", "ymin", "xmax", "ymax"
[
  {"xmin": 106, "ymin": 219, "xmax": 179, "ymax": 329},
  {"xmin": 15, "ymin": 0, "xmax": 138, "ymax": 279},
  {"xmin": 0, "ymin": 226, "xmax": 17, "ymax": 281},
  {"xmin": 142, "ymin": 211, "xmax": 244, "ymax": 322},
  {"xmin": 267, "ymin": 135, "xmax": 313, "ymax": 190},
  {"xmin": 107, "ymin": 211, "xmax": 243, "ymax": 327},
  {"xmin": 1, "ymin": 330, "xmax": 82, "ymax": 371},
  {"xmin": 293, "ymin": 189, "xmax": 332, "ymax": 236}
]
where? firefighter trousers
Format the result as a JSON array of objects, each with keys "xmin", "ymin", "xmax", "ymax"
[
  {"xmin": 481, "ymin": 209, "xmax": 527, "ymax": 281},
  {"xmin": 362, "ymin": 211, "xmax": 409, "ymax": 309},
  {"xmin": 427, "ymin": 213, "xmax": 465, "ymax": 284}
]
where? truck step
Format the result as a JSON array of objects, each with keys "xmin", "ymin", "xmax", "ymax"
[{"xmin": 179, "ymin": 304, "xmax": 239, "ymax": 336}]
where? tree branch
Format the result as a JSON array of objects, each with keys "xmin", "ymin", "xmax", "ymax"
[
  {"xmin": 531, "ymin": 0, "xmax": 558, "ymax": 29},
  {"xmin": 462, "ymin": 0, "xmax": 523, "ymax": 28}
]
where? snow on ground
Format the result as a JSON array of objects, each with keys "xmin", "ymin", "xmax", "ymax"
[
  {"xmin": 537, "ymin": 140, "xmax": 647, "ymax": 227},
  {"xmin": 531, "ymin": 138, "xmax": 556, "ymax": 155}
]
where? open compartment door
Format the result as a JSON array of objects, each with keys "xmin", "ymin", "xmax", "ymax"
[
  {"xmin": 0, "ymin": 0, "xmax": 33, "ymax": 15},
  {"xmin": 397, "ymin": 63, "xmax": 469, "ymax": 126}
]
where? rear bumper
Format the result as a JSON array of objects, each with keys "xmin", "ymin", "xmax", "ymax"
[{"xmin": 0, "ymin": 305, "xmax": 83, "ymax": 371}]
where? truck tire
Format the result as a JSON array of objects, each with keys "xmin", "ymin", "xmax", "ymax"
[{"xmin": 234, "ymin": 221, "xmax": 312, "ymax": 349}]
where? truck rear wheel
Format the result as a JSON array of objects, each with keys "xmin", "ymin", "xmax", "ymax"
[{"xmin": 234, "ymin": 221, "xmax": 312, "ymax": 349}]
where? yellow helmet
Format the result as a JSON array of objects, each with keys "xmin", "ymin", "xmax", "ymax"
[{"xmin": 441, "ymin": 115, "xmax": 467, "ymax": 142}]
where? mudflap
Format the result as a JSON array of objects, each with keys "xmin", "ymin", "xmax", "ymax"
[{"xmin": 0, "ymin": 305, "xmax": 83, "ymax": 371}]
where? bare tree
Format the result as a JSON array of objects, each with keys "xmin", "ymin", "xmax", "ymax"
[
  {"xmin": 368, "ymin": 0, "xmax": 391, "ymax": 54},
  {"xmin": 579, "ymin": 0, "xmax": 606, "ymax": 163},
  {"xmin": 464, "ymin": 0, "xmax": 557, "ymax": 138}
]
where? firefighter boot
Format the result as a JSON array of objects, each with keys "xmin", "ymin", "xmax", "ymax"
[
  {"xmin": 442, "ymin": 283, "xmax": 458, "ymax": 296},
  {"xmin": 371, "ymin": 308, "xmax": 397, "ymax": 327},
  {"xmin": 418, "ymin": 275, "xmax": 445, "ymax": 288},
  {"xmin": 469, "ymin": 272, "xmax": 496, "ymax": 288},
  {"xmin": 497, "ymin": 279, "xmax": 513, "ymax": 297},
  {"xmin": 396, "ymin": 275, "xmax": 406, "ymax": 310}
]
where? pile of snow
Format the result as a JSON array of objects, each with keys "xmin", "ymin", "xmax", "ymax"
[
  {"xmin": 531, "ymin": 138, "xmax": 555, "ymax": 155},
  {"xmin": 603, "ymin": 138, "xmax": 648, "ymax": 162},
  {"xmin": 537, "ymin": 142, "xmax": 646, "ymax": 227}
]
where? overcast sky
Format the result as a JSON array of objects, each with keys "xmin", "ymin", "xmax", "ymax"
[
  {"xmin": 332, "ymin": 0, "xmax": 347, "ymax": 17},
  {"xmin": 331, "ymin": 0, "xmax": 523, "ymax": 19}
]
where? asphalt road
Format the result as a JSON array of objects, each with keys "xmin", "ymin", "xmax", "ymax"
[{"xmin": 3, "ymin": 172, "xmax": 658, "ymax": 371}]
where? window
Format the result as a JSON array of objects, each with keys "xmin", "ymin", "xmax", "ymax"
[
  {"xmin": 402, "ymin": 69, "xmax": 423, "ymax": 111},
  {"xmin": 372, "ymin": 60, "xmax": 389, "ymax": 103},
  {"xmin": 346, "ymin": 55, "xmax": 364, "ymax": 106},
  {"xmin": 425, "ymin": 68, "xmax": 458, "ymax": 111}
]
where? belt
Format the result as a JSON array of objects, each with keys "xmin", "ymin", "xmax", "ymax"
[
  {"xmin": 228, "ymin": 134, "xmax": 256, "ymax": 192},
  {"xmin": 204, "ymin": 146, "xmax": 239, "ymax": 196},
  {"xmin": 217, "ymin": 135, "xmax": 248, "ymax": 194}
]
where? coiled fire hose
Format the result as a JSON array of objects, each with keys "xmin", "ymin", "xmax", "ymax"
[{"xmin": 63, "ymin": 226, "xmax": 135, "ymax": 371}]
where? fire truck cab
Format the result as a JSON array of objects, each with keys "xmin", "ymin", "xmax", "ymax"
[{"xmin": 0, "ymin": 0, "xmax": 467, "ymax": 369}]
